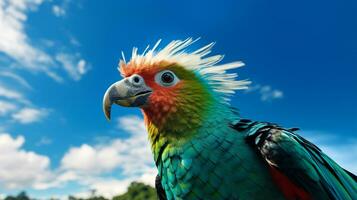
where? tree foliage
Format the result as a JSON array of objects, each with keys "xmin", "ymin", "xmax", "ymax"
[
  {"xmin": 4, "ymin": 192, "xmax": 30, "ymax": 200},
  {"xmin": 2, "ymin": 182, "xmax": 157, "ymax": 200},
  {"xmin": 68, "ymin": 196, "xmax": 109, "ymax": 200},
  {"xmin": 113, "ymin": 182, "xmax": 157, "ymax": 200}
]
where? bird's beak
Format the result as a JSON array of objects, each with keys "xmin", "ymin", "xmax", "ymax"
[{"xmin": 103, "ymin": 75, "xmax": 152, "ymax": 120}]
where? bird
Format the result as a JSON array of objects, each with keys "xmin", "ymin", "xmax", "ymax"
[{"xmin": 103, "ymin": 38, "xmax": 357, "ymax": 200}]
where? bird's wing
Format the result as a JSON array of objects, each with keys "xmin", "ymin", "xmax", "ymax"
[
  {"xmin": 156, "ymin": 174, "xmax": 167, "ymax": 200},
  {"xmin": 232, "ymin": 119, "xmax": 357, "ymax": 200}
]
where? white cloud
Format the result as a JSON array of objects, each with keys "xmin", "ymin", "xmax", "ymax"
[
  {"xmin": 0, "ymin": 71, "xmax": 32, "ymax": 89},
  {"xmin": 0, "ymin": 0, "xmax": 89, "ymax": 82},
  {"xmin": 0, "ymin": 85, "xmax": 23, "ymax": 100},
  {"xmin": 246, "ymin": 84, "xmax": 283, "ymax": 101},
  {"xmin": 11, "ymin": 107, "xmax": 48, "ymax": 124},
  {"xmin": 55, "ymin": 53, "xmax": 89, "ymax": 81},
  {"xmin": 51, "ymin": 0, "xmax": 72, "ymax": 18},
  {"xmin": 0, "ymin": 0, "xmax": 55, "ymax": 75},
  {"xmin": 52, "ymin": 5, "xmax": 65, "ymax": 17},
  {"xmin": 73, "ymin": 178, "xmax": 134, "ymax": 199},
  {"xmin": 36, "ymin": 136, "xmax": 52, "ymax": 146},
  {"xmin": 59, "ymin": 115, "xmax": 156, "ymax": 198},
  {"xmin": 260, "ymin": 85, "xmax": 283, "ymax": 101},
  {"xmin": 94, "ymin": 169, "xmax": 157, "ymax": 198},
  {"xmin": 0, "ymin": 80, "xmax": 49, "ymax": 125},
  {"xmin": 116, "ymin": 115, "xmax": 146, "ymax": 136},
  {"xmin": 70, "ymin": 168, "xmax": 157, "ymax": 199},
  {"xmin": 0, "ymin": 100, "xmax": 17, "ymax": 116},
  {"xmin": 61, "ymin": 115, "xmax": 154, "ymax": 176},
  {"xmin": 77, "ymin": 59, "xmax": 87, "ymax": 74},
  {"xmin": 0, "ymin": 133, "xmax": 53, "ymax": 189},
  {"xmin": 61, "ymin": 144, "xmax": 120, "ymax": 174}
]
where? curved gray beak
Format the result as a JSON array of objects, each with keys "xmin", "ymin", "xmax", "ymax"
[{"xmin": 102, "ymin": 75, "xmax": 152, "ymax": 120}]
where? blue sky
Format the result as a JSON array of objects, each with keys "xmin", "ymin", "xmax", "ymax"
[{"xmin": 0, "ymin": 0, "xmax": 356, "ymax": 199}]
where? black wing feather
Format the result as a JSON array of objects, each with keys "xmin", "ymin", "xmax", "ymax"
[
  {"xmin": 155, "ymin": 174, "xmax": 167, "ymax": 200},
  {"xmin": 233, "ymin": 119, "xmax": 357, "ymax": 200}
]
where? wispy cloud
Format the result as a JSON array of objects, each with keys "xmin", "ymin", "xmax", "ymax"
[
  {"xmin": 0, "ymin": 85, "xmax": 24, "ymax": 101},
  {"xmin": 246, "ymin": 84, "xmax": 283, "ymax": 101},
  {"xmin": 36, "ymin": 136, "xmax": 53, "ymax": 146},
  {"xmin": 55, "ymin": 53, "xmax": 89, "ymax": 81},
  {"xmin": 0, "ymin": 77, "xmax": 50, "ymax": 126},
  {"xmin": 51, "ymin": 0, "xmax": 72, "ymax": 17},
  {"xmin": 11, "ymin": 107, "xmax": 49, "ymax": 124},
  {"xmin": 0, "ymin": 71, "xmax": 32, "ymax": 89},
  {"xmin": 0, "ymin": 100, "xmax": 17, "ymax": 116},
  {"xmin": 52, "ymin": 5, "xmax": 66, "ymax": 17},
  {"xmin": 0, "ymin": 85, "xmax": 31, "ymax": 106},
  {"xmin": 0, "ymin": 0, "xmax": 89, "ymax": 127},
  {"xmin": 0, "ymin": 0, "xmax": 89, "ymax": 82},
  {"xmin": 0, "ymin": 0, "xmax": 55, "ymax": 77}
]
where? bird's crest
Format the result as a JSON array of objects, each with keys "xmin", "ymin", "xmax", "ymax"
[{"xmin": 119, "ymin": 38, "xmax": 250, "ymax": 99}]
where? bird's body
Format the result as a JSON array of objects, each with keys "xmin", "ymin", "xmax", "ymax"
[
  {"xmin": 149, "ymin": 104, "xmax": 285, "ymax": 200},
  {"xmin": 149, "ymin": 102, "xmax": 357, "ymax": 200},
  {"xmin": 103, "ymin": 38, "xmax": 357, "ymax": 200}
]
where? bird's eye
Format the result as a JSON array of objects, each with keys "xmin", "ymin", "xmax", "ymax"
[
  {"xmin": 161, "ymin": 72, "xmax": 174, "ymax": 83},
  {"xmin": 155, "ymin": 70, "xmax": 179, "ymax": 87}
]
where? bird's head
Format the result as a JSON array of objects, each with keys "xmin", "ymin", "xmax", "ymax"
[{"xmin": 103, "ymin": 38, "xmax": 250, "ymax": 133}]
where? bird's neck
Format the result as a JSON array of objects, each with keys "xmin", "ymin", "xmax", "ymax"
[{"xmin": 141, "ymin": 101, "xmax": 239, "ymax": 166}]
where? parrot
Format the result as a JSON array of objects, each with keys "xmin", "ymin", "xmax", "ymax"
[{"xmin": 102, "ymin": 38, "xmax": 357, "ymax": 200}]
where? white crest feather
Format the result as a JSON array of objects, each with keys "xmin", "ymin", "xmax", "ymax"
[{"xmin": 121, "ymin": 38, "xmax": 251, "ymax": 100}]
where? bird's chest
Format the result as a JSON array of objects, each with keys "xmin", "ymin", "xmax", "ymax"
[{"xmin": 158, "ymin": 132, "xmax": 255, "ymax": 200}]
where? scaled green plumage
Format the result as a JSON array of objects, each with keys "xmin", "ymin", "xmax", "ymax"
[{"xmin": 154, "ymin": 103, "xmax": 285, "ymax": 200}]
